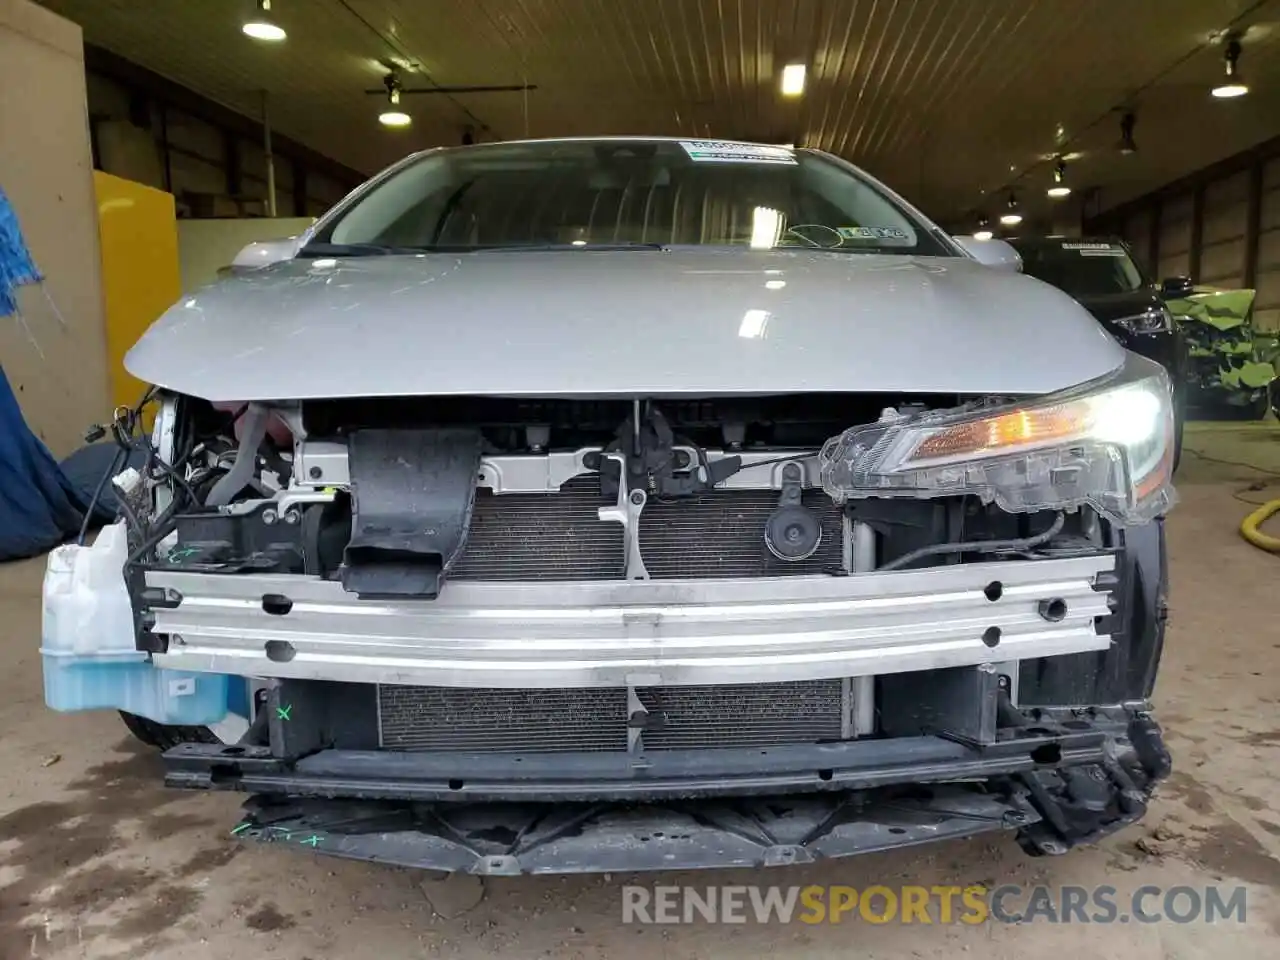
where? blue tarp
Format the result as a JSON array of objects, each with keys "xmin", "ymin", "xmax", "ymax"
[
  {"xmin": 0, "ymin": 364, "xmax": 90, "ymax": 560},
  {"xmin": 1, "ymin": 185, "xmax": 42, "ymax": 318}
]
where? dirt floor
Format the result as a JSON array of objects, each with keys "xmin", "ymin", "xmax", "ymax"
[{"xmin": 1, "ymin": 422, "xmax": 1278, "ymax": 959}]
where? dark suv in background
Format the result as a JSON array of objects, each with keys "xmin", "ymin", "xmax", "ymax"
[{"xmin": 1010, "ymin": 237, "xmax": 1188, "ymax": 463}]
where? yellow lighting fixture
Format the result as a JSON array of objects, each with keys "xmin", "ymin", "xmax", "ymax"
[
  {"xmin": 1211, "ymin": 39, "xmax": 1248, "ymax": 98},
  {"xmin": 973, "ymin": 215, "xmax": 993, "ymax": 241},
  {"xmin": 781, "ymin": 63, "xmax": 807, "ymax": 97},
  {"xmin": 379, "ymin": 74, "xmax": 412, "ymax": 127},
  {"xmin": 1047, "ymin": 158, "xmax": 1071, "ymax": 198},
  {"xmin": 243, "ymin": 0, "xmax": 286, "ymax": 41}
]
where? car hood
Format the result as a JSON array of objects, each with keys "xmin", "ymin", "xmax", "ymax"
[
  {"xmin": 126, "ymin": 249, "xmax": 1125, "ymax": 401},
  {"xmin": 1071, "ymin": 288, "xmax": 1164, "ymax": 326}
]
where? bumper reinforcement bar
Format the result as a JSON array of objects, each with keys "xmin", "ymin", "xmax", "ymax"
[{"xmin": 145, "ymin": 554, "xmax": 1115, "ymax": 687}]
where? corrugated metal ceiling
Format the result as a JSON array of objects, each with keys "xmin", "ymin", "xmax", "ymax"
[{"xmin": 37, "ymin": 0, "xmax": 1280, "ymax": 224}]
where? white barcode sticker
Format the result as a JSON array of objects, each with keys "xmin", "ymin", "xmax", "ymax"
[{"xmin": 679, "ymin": 140, "xmax": 797, "ymax": 164}]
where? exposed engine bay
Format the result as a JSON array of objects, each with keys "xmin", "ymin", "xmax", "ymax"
[{"xmin": 135, "ymin": 390, "xmax": 1095, "ymax": 596}]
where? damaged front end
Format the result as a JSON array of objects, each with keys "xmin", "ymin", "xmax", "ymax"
[{"xmin": 42, "ymin": 356, "xmax": 1176, "ymax": 874}]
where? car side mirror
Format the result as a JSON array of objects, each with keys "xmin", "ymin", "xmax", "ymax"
[
  {"xmin": 952, "ymin": 236, "xmax": 1022, "ymax": 272},
  {"xmin": 1160, "ymin": 276, "xmax": 1194, "ymax": 299},
  {"xmin": 231, "ymin": 236, "xmax": 304, "ymax": 270}
]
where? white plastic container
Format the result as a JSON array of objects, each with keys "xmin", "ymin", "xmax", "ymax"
[{"xmin": 41, "ymin": 522, "xmax": 228, "ymax": 725}]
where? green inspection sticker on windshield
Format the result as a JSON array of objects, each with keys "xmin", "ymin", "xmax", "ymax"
[
  {"xmin": 837, "ymin": 225, "xmax": 915, "ymax": 244},
  {"xmin": 678, "ymin": 140, "xmax": 797, "ymax": 164}
]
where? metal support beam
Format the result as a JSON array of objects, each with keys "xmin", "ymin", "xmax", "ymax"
[
  {"xmin": 1244, "ymin": 161, "xmax": 1264, "ymax": 289},
  {"xmin": 292, "ymin": 159, "xmax": 308, "ymax": 218},
  {"xmin": 262, "ymin": 90, "xmax": 277, "ymax": 217},
  {"xmin": 158, "ymin": 103, "xmax": 172, "ymax": 193},
  {"xmin": 1147, "ymin": 200, "xmax": 1161, "ymax": 275},
  {"xmin": 223, "ymin": 129, "xmax": 241, "ymax": 196},
  {"xmin": 1188, "ymin": 184, "xmax": 1205, "ymax": 283}
]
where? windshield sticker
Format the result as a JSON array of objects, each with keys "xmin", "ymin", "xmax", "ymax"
[
  {"xmin": 1061, "ymin": 242, "xmax": 1126, "ymax": 257},
  {"xmin": 678, "ymin": 140, "xmax": 797, "ymax": 165},
  {"xmin": 836, "ymin": 225, "xmax": 915, "ymax": 244}
]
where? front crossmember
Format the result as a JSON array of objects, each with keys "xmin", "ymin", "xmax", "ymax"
[{"xmin": 164, "ymin": 707, "xmax": 1169, "ymax": 874}]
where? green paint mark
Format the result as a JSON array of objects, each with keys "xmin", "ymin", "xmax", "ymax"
[
  {"xmin": 276, "ymin": 704, "xmax": 292, "ymax": 721},
  {"xmin": 230, "ymin": 821, "xmax": 253, "ymax": 836},
  {"xmin": 300, "ymin": 834, "xmax": 322, "ymax": 847}
]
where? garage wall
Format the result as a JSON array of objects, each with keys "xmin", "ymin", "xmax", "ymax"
[
  {"xmin": 0, "ymin": 0, "xmax": 109, "ymax": 456},
  {"xmin": 1094, "ymin": 135, "xmax": 1280, "ymax": 333},
  {"xmin": 87, "ymin": 70, "xmax": 354, "ymax": 219},
  {"xmin": 1200, "ymin": 171, "xmax": 1249, "ymax": 289},
  {"xmin": 1155, "ymin": 195, "xmax": 1193, "ymax": 281}
]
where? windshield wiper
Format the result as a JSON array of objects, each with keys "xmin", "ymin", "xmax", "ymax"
[
  {"xmin": 297, "ymin": 242, "xmax": 438, "ymax": 257},
  {"xmin": 299, "ymin": 241, "xmax": 668, "ymax": 257}
]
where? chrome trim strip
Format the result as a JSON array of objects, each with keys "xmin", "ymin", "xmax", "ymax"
[{"xmin": 148, "ymin": 555, "xmax": 1115, "ymax": 689}]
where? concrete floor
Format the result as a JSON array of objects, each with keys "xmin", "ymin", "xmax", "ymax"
[{"xmin": 1, "ymin": 422, "xmax": 1278, "ymax": 959}]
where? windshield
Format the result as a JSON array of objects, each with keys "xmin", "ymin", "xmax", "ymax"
[
  {"xmin": 307, "ymin": 139, "xmax": 953, "ymax": 256},
  {"xmin": 1014, "ymin": 240, "xmax": 1147, "ymax": 297}
]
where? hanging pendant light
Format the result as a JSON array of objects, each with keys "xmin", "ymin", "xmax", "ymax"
[
  {"xmin": 1118, "ymin": 112, "xmax": 1138, "ymax": 155},
  {"xmin": 973, "ymin": 215, "xmax": 993, "ymax": 241},
  {"xmin": 999, "ymin": 192, "xmax": 1023, "ymax": 226},
  {"xmin": 1212, "ymin": 38, "xmax": 1248, "ymax": 98},
  {"xmin": 378, "ymin": 73, "xmax": 412, "ymax": 128},
  {"xmin": 243, "ymin": 0, "xmax": 286, "ymax": 42},
  {"xmin": 1047, "ymin": 158, "xmax": 1071, "ymax": 199}
]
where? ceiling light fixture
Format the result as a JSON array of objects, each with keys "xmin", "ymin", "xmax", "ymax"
[
  {"xmin": 1047, "ymin": 158, "xmax": 1071, "ymax": 199},
  {"xmin": 781, "ymin": 63, "xmax": 807, "ymax": 97},
  {"xmin": 242, "ymin": 0, "xmax": 286, "ymax": 41},
  {"xmin": 973, "ymin": 215, "xmax": 993, "ymax": 241},
  {"xmin": 999, "ymin": 193, "xmax": 1023, "ymax": 227},
  {"xmin": 1212, "ymin": 38, "xmax": 1249, "ymax": 98},
  {"xmin": 1118, "ymin": 111, "xmax": 1138, "ymax": 155},
  {"xmin": 378, "ymin": 73, "xmax": 412, "ymax": 127}
]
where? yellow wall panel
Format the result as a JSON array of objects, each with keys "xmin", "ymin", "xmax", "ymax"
[{"xmin": 93, "ymin": 170, "xmax": 180, "ymax": 415}]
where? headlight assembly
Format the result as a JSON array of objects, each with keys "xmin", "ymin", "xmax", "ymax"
[
  {"xmin": 819, "ymin": 353, "xmax": 1177, "ymax": 525},
  {"xmin": 1113, "ymin": 306, "xmax": 1174, "ymax": 335}
]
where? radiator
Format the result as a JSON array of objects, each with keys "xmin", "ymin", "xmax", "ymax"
[
  {"xmin": 377, "ymin": 680, "xmax": 846, "ymax": 753},
  {"xmin": 450, "ymin": 475, "xmax": 843, "ymax": 581}
]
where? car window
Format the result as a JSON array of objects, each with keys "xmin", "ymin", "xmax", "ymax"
[
  {"xmin": 316, "ymin": 140, "xmax": 952, "ymax": 256},
  {"xmin": 1015, "ymin": 240, "xmax": 1147, "ymax": 297}
]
